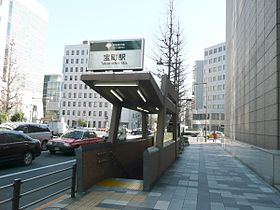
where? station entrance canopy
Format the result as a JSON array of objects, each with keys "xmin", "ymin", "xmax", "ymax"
[{"xmin": 81, "ymin": 72, "xmax": 177, "ymax": 115}]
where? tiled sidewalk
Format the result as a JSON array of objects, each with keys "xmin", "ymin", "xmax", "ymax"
[{"xmin": 44, "ymin": 140, "xmax": 280, "ymax": 210}]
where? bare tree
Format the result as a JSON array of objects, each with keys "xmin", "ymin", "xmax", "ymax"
[
  {"xmin": 153, "ymin": 0, "xmax": 188, "ymax": 113},
  {"xmin": 0, "ymin": 40, "xmax": 24, "ymax": 115}
]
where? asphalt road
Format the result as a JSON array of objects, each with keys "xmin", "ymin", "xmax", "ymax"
[{"xmin": 0, "ymin": 151, "xmax": 76, "ymax": 210}]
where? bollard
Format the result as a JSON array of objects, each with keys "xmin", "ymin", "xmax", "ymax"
[
  {"xmin": 12, "ymin": 179, "xmax": 21, "ymax": 210},
  {"xmin": 71, "ymin": 163, "xmax": 77, "ymax": 198}
]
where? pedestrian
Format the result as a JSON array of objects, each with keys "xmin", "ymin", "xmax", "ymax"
[{"xmin": 213, "ymin": 131, "xmax": 217, "ymax": 143}]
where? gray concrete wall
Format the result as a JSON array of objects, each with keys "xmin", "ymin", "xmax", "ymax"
[
  {"xmin": 225, "ymin": 0, "xmax": 280, "ymax": 149},
  {"xmin": 143, "ymin": 141, "xmax": 176, "ymax": 191},
  {"xmin": 76, "ymin": 138, "xmax": 153, "ymax": 193},
  {"xmin": 222, "ymin": 138, "xmax": 280, "ymax": 186}
]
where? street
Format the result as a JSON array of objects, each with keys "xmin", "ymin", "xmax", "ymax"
[{"xmin": 0, "ymin": 151, "xmax": 76, "ymax": 210}]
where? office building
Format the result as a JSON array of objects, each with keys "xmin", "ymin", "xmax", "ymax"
[
  {"xmin": 0, "ymin": 0, "xmax": 48, "ymax": 121},
  {"xmin": 204, "ymin": 43, "xmax": 226, "ymax": 131},
  {"xmin": 193, "ymin": 43, "xmax": 226, "ymax": 131},
  {"xmin": 225, "ymin": 0, "xmax": 280, "ymax": 186},
  {"xmin": 43, "ymin": 74, "xmax": 62, "ymax": 121}
]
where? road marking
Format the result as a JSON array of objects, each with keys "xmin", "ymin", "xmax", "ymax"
[{"xmin": 0, "ymin": 159, "xmax": 76, "ymax": 179}]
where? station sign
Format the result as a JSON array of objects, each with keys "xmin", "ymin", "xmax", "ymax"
[{"xmin": 88, "ymin": 39, "xmax": 144, "ymax": 71}]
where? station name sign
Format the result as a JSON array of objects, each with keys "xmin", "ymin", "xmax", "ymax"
[{"xmin": 88, "ymin": 39, "xmax": 144, "ymax": 71}]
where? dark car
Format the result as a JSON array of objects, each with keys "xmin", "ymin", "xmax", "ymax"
[
  {"xmin": 0, "ymin": 130, "xmax": 41, "ymax": 166},
  {"xmin": 46, "ymin": 128, "xmax": 104, "ymax": 154},
  {"xmin": 0, "ymin": 122, "xmax": 52, "ymax": 151},
  {"xmin": 131, "ymin": 128, "xmax": 152, "ymax": 135}
]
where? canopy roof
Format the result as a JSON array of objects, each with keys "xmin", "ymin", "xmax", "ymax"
[{"xmin": 81, "ymin": 72, "xmax": 166, "ymax": 114}]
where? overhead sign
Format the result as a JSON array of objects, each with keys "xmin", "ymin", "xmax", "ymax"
[{"xmin": 88, "ymin": 39, "xmax": 144, "ymax": 71}]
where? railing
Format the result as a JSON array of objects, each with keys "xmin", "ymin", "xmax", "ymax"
[{"xmin": 0, "ymin": 163, "xmax": 76, "ymax": 210}]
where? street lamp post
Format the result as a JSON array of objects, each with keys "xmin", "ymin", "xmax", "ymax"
[{"xmin": 194, "ymin": 82, "xmax": 208, "ymax": 142}]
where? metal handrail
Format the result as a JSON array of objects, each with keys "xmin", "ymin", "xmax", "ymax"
[{"xmin": 0, "ymin": 163, "xmax": 76, "ymax": 210}]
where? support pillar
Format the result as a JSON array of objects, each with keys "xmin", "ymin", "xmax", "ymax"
[
  {"xmin": 109, "ymin": 105, "xmax": 122, "ymax": 143},
  {"xmin": 142, "ymin": 113, "xmax": 148, "ymax": 139},
  {"xmin": 155, "ymin": 107, "xmax": 166, "ymax": 148}
]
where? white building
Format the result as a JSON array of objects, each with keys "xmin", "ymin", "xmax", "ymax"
[
  {"xmin": 193, "ymin": 43, "xmax": 226, "ymax": 131},
  {"xmin": 0, "ymin": 0, "xmax": 48, "ymax": 121},
  {"xmin": 204, "ymin": 42, "xmax": 226, "ymax": 131},
  {"xmin": 61, "ymin": 41, "xmax": 140, "ymax": 130}
]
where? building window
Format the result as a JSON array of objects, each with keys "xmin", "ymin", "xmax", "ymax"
[
  {"xmin": 81, "ymin": 50, "xmax": 84, "ymax": 55},
  {"xmin": 99, "ymin": 111, "xmax": 102, "ymax": 117},
  {"xmin": 83, "ymin": 111, "xmax": 86, "ymax": 116},
  {"xmin": 64, "ymin": 84, "xmax": 67, "ymax": 90},
  {"xmin": 78, "ymin": 102, "xmax": 81, "ymax": 107},
  {"xmin": 99, "ymin": 102, "xmax": 102, "ymax": 107},
  {"xmin": 63, "ymin": 101, "xmax": 66, "ymax": 107},
  {"xmin": 83, "ymin": 102, "xmax": 86, "ymax": 107},
  {"xmin": 80, "ymin": 67, "xmax": 83, "ymax": 72},
  {"xmin": 70, "ymin": 76, "xmax": 73, "ymax": 81},
  {"xmin": 68, "ymin": 101, "xmax": 71, "ymax": 106},
  {"xmin": 88, "ymin": 111, "xmax": 91, "ymax": 116},
  {"xmin": 218, "ymin": 47, "xmax": 222, "ymax": 52},
  {"xmin": 72, "ymin": 110, "xmax": 75, "ymax": 116},
  {"xmin": 74, "ymin": 84, "xmax": 77, "ymax": 89},
  {"xmin": 65, "ymin": 67, "xmax": 68, "ymax": 72},
  {"xmin": 105, "ymin": 102, "xmax": 108, "ymax": 107},
  {"xmin": 76, "ymin": 50, "xmax": 79, "ymax": 55},
  {"xmin": 75, "ymin": 67, "xmax": 78, "ymax": 72},
  {"xmin": 73, "ymin": 92, "xmax": 77, "ymax": 98},
  {"xmin": 89, "ymin": 93, "xmax": 92, "ymax": 98},
  {"xmin": 69, "ymin": 84, "xmax": 72, "ymax": 89},
  {"xmin": 65, "ymin": 59, "xmax": 69, "ymax": 64},
  {"xmin": 71, "ymin": 50, "xmax": 74, "ymax": 55},
  {"xmin": 67, "ymin": 110, "xmax": 70, "ymax": 115},
  {"xmin": 84, "ymin": 93, "xmax": 87, "ymax": 98},
  {"xmin": 70, "ymin": 67, "xmax": 73, "ymax": 72},
  {"xmin": 209, "ymin": 49, "xmax": 213, "ymax": 55},
  {"xmin": 68, "ymin": 93, "xmax": 71, "ymax": 98},
  {"xmin": 71, "ymin": 59, "xmax": 74, "ymax": 64},
  {"xmin": 214, "ymin": 48, "xmax": 217, "ymax": 53},
  {"xmin": 66, "ymin": 50, "xmax": 69, "ymax": 55},
  {"xmin": 89, "ymin": 102, "xmax": 92, "ymax": 107},
  {"xmin": 78, "ymin": 93, "xmax": 82, "ymax": 98},
  {"xmin": 94, "ymin": 102, "xmax": 97, "ymax": 107},
  {"xmin": 94, "ymin": 93, "xmax": 97, "ymax": 98},
  {"xmin": 75, "ymin": 76, "xmax": 78, "ymax": 81},
  {"xmin": 62, "ymin": 110, "xmax": 65, "ymax": 115},
  {"xmin": 204, "ymin": 51, "xmax": 208, "ymax": 56},
  {"xmin": 93, "ymin": 111, "xmax": 96, "ymax": 116},
  {"xmin": 64, "ymin": 76, "xmax": 67, "ymax": 81},
  {"xmin": 73, "ymin": 102, "xmax": 76, "ymax": 106},
  {"xmin": 81, "ymin": 58, "xmax": 84, "ymax": 64},
  {"xmin": 78, "ymin": 111, "xmax": 80, "ymax": 116}
]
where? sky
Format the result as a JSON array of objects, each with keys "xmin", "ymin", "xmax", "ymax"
[{"xmin": 38, "ymin": 0, "xmax": 226, "ymax": 79}]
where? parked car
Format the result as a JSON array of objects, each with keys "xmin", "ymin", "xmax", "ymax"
[
  {"xmin": 0, "ymin": 130, "xmax": 41, "ymax": 166},
  {"xmin": 131, "ymin": 128, "xmax": 152, "ymax": 135},
  {"xmin": 181, "ymin": 131, "xmax": 200, "ymax": 137},
  {"xmin": 0, "ymin": 122, "xmax": 52, "ymax": 151},
  {"xmin": 46, "ymin": 128, "xmax": 104, "ymax": 154}
]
